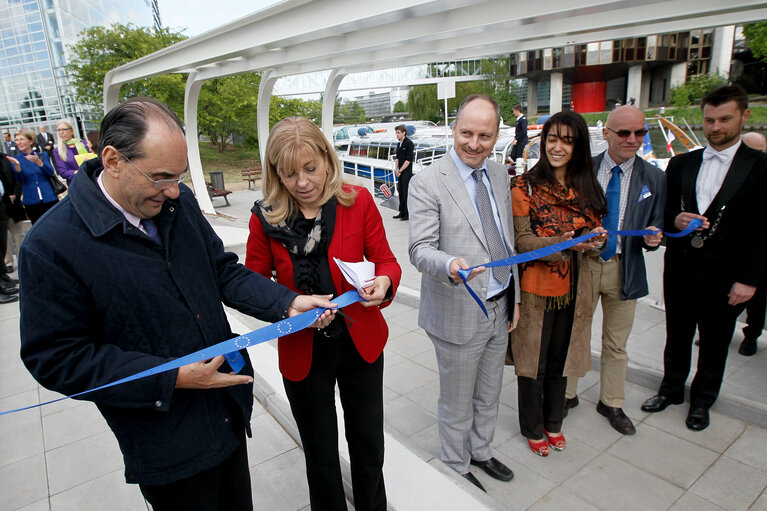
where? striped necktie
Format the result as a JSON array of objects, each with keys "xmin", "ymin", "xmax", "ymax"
[{"xmin": 473, "ymin": 169, "xmax": 510, "ymax": 285}]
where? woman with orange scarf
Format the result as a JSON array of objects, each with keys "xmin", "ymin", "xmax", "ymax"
[{"xmin": 511, "ymin": 111, "xmax": 607, "ymax": 457}]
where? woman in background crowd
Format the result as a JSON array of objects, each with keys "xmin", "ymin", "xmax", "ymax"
[
  {"xmin": 246, "ymin": 117, "xmax": 400, "ymax": 511},
  {"xmin": 53, "ymin": 121, "xmax": 91, "ymax": 185},
  {"xmin": 13, "ymin": 129, "xmax": 58, "ymax": 224},
  {"xmin": 510, "ymin": 111, "xmax": 607, "ymax": 457}
]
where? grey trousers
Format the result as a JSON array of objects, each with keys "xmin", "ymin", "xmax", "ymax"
[{"xmin": 428, "ymin": 297, "xmax": 508, "ymax": 474}]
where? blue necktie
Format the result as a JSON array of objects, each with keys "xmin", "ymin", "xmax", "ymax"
[
  {"xmin": 601, "ymin": 165, "xmax": 622, "ymax": 261},
  {"xmin": 141, "ymin": 218, "xmax": 161, "ymax": 244}
]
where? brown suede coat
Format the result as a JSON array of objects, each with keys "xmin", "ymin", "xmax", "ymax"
[{"xmin": 509, "ymin": 216, "xmax": 595, "ymax": 379}]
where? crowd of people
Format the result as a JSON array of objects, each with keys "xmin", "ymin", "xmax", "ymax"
[{"xmin": 8, "ymin": 84, "xmax": 766, "ymax": 510}]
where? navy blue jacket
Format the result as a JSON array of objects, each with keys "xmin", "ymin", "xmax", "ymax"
[
  {"xmin": 19, "ymin": 158, "xmax": 298, "ymax": 485},
  {"xmin": 594, "ymin": 152, "xmax": 666, "ymax": 300}
]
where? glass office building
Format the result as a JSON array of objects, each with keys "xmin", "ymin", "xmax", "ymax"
[{"xmin": 0, "ymin": 0, "xmax": 157, "ymax": 134}]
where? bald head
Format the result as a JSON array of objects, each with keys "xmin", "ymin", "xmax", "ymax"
[
  {"xmin": 742, "ymin": 132, "xmax": 767, "ymax": 152},
  {"xmin": 603, "ymin": 106, "xmax": 647, "ymax": 164}
]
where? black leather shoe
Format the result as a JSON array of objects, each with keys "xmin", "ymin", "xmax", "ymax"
[
  {"xmin": 0, "ymin": 279, "xmax": 17, "ymax": 291},
  {"xmin": 392, "ymin": 214, "xmax": 403, "ymax": 219},
  {"xmin": 0, "ymin": 285, "xmax": 18, "ymax": 295},
  {"xmin": 597, "ymin": 401, "xmax": 636, "ymax": 435},
  {"xmin": 470, "ymin": 457, "xmax": 514, "ymax": 482},
  {"xmin": 461, "ymin": 472, "xmax": 486, "ymax": 492},
  {"xmin": 0, "ymin": 273, "xmax": 18, "ymax": 285},
  {"xmin": 641, "ymin": 394, "xmax": 682, "ymax": 413},
  {"xmin": 563, "ymin": 395, "xmax": 579, "ymax": 418},
  {"xmin": 686, "ymin": 406, "xmax": 710, "ymax": 431},
  {"xmin": 739, "ymin": 338, "xmax": 757, "ymax": 356},
  {"xmin": 399, "ymin": 215, "xmax": 409, "ymax": 221},
  {"xmin": 0, "ymin": 292, "xmax": 18, "ymax": 304}
]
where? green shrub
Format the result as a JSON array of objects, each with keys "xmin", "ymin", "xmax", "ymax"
[{"xmin": 670, "ymin": 74, "xmax": 728, "ymax": 107}]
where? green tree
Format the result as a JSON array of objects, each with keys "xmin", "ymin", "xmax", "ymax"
[
  {"xmin": 669, "ymin": 73, "xmax": 728, "ymax": 107},
  {"xmin": 336, "ymin": 101, "xmax": 366, "ymax": 123},
  {"xmin": 69, "ymin": 23, "xmax": 188, "ymax": 116},
  {"xmin": 393, "ymin": 100, "xmax": 407, "ymax": 112},
  {"xmin": 198, "ymin": 73, "xmax": 260, "ymax": 152},
  {"xmin": 744, "ymin": 22, "xmax": 767, "ymax": 62},
  {"xmin": 408, "ymin": 84, "xmax": 441, "ymax": 122}
]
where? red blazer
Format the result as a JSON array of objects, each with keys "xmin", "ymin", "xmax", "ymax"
[{"xmin": 246, "ymin": 186, "xmax": 402, "ymax": 381}]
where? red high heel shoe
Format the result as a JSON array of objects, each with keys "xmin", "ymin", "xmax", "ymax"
[
  {"xmin": 528, "ymin": 438, "xmax": 549, "ymax": 457},
  {"xmin": 543, "ymin": 430, "xmax": 566, "ymax": 451}
]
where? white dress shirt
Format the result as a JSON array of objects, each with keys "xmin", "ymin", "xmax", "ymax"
[{"xmin": 696, "ymin": 140, "xmax": 740, "ymax": 214}]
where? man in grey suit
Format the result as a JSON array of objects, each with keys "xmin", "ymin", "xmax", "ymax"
[
  {"xmin": 409, "ymin": 95, "xmax": 520, "ymax": 493},
  {"xmin": 564, "ymin": 106, "xmax": 666, "ymax": 434}
]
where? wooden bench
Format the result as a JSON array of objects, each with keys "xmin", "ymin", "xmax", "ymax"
[
  {"xmin": 206, "ymin": 182, "xmax": 232, "ymax": 206},
  {"xmin": 241, "ymin": 165, "xmax": 262, "ymax": 190}
]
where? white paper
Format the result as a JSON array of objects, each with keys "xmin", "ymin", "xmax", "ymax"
[{"xmin": 333, "ymin": 258, "xmax": 376, "ymax": 294}]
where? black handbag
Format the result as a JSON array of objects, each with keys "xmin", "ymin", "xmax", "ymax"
[{"xmin": 48, "ymin": 173, "xmax": 66, "ymax": 196}]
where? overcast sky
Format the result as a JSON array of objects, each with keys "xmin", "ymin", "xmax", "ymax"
[{"xmin": 158, "ymin": 0, "xmax": 281, "ymax": 37}]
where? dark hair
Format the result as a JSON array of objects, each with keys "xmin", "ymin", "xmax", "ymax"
[
  {"xmin": 456, "ymin": 94, "xmax": 501, "ymax": 128},
  {"xmin": 395, "ymin": 124, "xmax": 407, "ymax": 133},
  {"xmin": 701, "ymin": 84, "xmax": 748, "ymax": 113},
  {"xmin": 86, "ymin": 131, "xmax": 99, "ymax": 153},
  {"xmin": 513, "ymin": 104, "xmax": 523, "ymax": 112},
  {"xmin": 99, "ymin": 97, "xmax": 184, "ymax": 159},
  {"xmin": 528, "ymin": 110, "xmax": 606, "ymax": 217}
]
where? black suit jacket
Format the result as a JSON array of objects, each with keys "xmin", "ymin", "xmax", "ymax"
[
  {"xmin": 37, "ymin": 132, "xmax": 55, "ymax": 152},
  {"xmin": 594, "ymin": 152, "xmax": 667, "ymax": 300},
  {"xmin": 0, "ymin": 152, "xmax": 22, "ymax": 221},
  {"xmin": 664, "ymin": 144, "xmax": 767, "ymax": 287},
  {"xmin": 514, "ymin": 115, "xmax": 528, "ymax": 145}
]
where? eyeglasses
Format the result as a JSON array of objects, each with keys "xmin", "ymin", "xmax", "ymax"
[
  {"xmin": 606, "ymin": 127, "xmax": 649, "ymax": 138},
  {"xmin": 121, "ymin": 153, "xmax": 189, "ymax": 190},
  {"xmin": 56, "ymin": 128, "xmax": 72, "ymax": 132}
]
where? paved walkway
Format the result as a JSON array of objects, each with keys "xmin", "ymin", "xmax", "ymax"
[{"xmin": 1, "ymin": 185, "xmax": 766, "ymax": 510}]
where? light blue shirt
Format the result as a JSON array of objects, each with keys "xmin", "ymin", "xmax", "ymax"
[{"xmin": 446, "ymin": 148, "xmax": 510, "ymax": 297}]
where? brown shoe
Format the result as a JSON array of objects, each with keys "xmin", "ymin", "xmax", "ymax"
[{"xmin": 596, "ymin": 401, "xmax": 636, "ymax": 435}]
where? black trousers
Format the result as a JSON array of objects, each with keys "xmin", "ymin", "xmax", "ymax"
[
  {"xmin": 284, "ymin": 331, "xmax": 386, "ymax": 511},
  {"xmin": 138, "ymin": 415, "xmax": 252, "ymax": 511},
  {"xmin": 24, "ymin": 200, "xmax": 57, "ymax": 224},
  {"xmin": 517, "ymin": 302, "xmax": 575, "ymax": 439},
  {"xmin": 660, "ymin": 259, "xmax": 742, "ymax": 408},
  {"xmin": 396, "ymin": 169, "xmax": 412, "ymax": 217},
  {"xmin": 743, "ymin": 287, "xmax": 766, "ymax": 341}
]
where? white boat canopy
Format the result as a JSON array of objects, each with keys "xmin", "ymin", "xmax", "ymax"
[{"xmin": 103, "ymin": 0, "xmax": 767, "ymax": 213}]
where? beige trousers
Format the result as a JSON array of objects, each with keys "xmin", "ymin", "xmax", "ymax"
[{"xmin": 565, "ymin": 256, "xmax": 636, "ymax": 407}]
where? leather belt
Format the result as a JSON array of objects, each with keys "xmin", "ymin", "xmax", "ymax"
[{"xmin": 487, "ymin": 291, "xmax": 505, "ymax": 302}]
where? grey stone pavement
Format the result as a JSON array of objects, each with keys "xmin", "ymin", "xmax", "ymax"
[{"xmin": 1, "ymin": 184, "xmax": 766, "ymax": 510}]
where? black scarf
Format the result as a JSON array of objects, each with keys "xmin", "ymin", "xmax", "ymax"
[{"xmin": 251, "ymin": 198, "xmax": 337, "ymax": 294}]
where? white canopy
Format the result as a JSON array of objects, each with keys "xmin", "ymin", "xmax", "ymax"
[{"xmin": 104, "ymin": 0, "xmax": 767, "ymax": 213}]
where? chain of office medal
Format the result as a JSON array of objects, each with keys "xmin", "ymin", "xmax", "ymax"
[{"xmin": 682, "ymin": 197, "xmax": 725, "ymax": 249}]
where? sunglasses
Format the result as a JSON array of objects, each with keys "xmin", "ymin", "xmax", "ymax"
[{"xmin": 606, "ymin": 127, "xmax": 649, "ymax": 138}]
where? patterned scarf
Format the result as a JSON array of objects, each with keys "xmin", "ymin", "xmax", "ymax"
[
  {"xmin": 251, "ymin": 198, "xmax": 337, "ymax": 293},
  {"xmin": 512, "ymin": 174, "xmax": 600, "ymax": 309}
]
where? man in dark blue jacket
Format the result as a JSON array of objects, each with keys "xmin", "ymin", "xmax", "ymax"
[
  {"xmin": 19, "ymin": 98, "xmax": 335, "ymax": 511},
  {"xmin": 565, "ymin": 106, "xmax": 666, "ymax": 435},
  {"xmin": 509, "ymin": 104, "xmax": 528, "ymax": 163}
]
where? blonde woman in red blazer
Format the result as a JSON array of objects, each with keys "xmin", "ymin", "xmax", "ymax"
[{"xmin": 246, "ymin": 117, "xmax": 401, "ymax": 511}]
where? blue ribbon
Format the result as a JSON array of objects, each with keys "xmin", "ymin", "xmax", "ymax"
[
  {"xmin": 458, "ymin": 219, "xmax": 703, "ymax": 316},
  {"xmin": 1, "ymin": 290, "xmax": 363, "ymax": 416}
]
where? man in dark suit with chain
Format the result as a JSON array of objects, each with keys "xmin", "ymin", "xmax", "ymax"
[
  {"xmin": 36, "ymin": 125, "xmax": 55, "ymax": 163},
  {"xmin": 641, "ymin": 85, "xmax": 767, "ymax": 431}
]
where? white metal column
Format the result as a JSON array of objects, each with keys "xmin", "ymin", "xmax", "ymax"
[
  {"xmin": 257, "ymin": 70, "xmax": 278, "ymax": 164},
  {"xmin": 184, "ymin": 71, "xmax": 215, "ymax": 214},
  {"xmin": 322, "ymin": 69, "xmax": 347, "ymax": 144}
]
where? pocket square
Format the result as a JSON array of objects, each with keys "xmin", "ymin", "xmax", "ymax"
[{"xmin": 638, "ymin": 185, "xmax": 652, "ymax": 202}]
